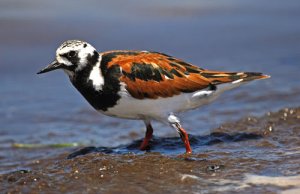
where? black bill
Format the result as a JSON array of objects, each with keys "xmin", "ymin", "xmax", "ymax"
[{"xmin": 37, "ymin": 60, "xmax": 62, "ymax": 74}]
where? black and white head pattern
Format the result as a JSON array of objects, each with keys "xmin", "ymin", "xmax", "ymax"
[{"xmin": 56, "ymin": 40, "xmax": 97, "ymax": 74}]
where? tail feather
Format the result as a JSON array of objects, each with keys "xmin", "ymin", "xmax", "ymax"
[
  {"xmin": 200, "ymin": 71, "xmax": 270, "ymax": 85},
  {"xmin": 241, "ymin": 72, "xmax": 270, "ymax": 82}
]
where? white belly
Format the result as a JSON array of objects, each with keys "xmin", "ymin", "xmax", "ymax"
[
  {"xmin": 99, "ymin": 81, "xmax": 245, "ymax": 121},
  {"xmin": 101, "ymin": 88, "xmax": 220, "ymax": 122}
]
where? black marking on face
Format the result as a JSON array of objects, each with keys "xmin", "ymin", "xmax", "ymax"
[
  {"xmin": 73, "ymin": 51, "xmax": 99, "ymax": 80},
  {"xmin": 83, "ymin": 43, "xmax": 87, "ymax": 48},
  {"xmin": 88, "ymin": 51, "xmax": 99, "ymax": 66},
  {"xmin": 60, "ymin": 50, "xmax": 80, "ymax": 66},
  {"xmin": 68, "ymin": 51, "xmax": 76, "ymax": 57},
  {"xmin": 123, "ymin": 63, "xmax": 163, "ymax": 82},
  {"xmin": 62, "ymin": 64, "xmax": 76, "ymax": 72}
]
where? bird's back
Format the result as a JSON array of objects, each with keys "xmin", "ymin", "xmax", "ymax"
[{"xmin": 100, "ymin": 50, "xmax": 269, "ymax": 99}]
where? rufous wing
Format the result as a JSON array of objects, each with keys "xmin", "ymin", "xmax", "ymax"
[{"xmin": 101, "ymin": 51, "xmax": 270, "ymax": 99}]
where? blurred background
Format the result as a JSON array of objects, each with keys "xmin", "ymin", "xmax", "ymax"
[{"xmin": 0, "ymin": 0, "xmax": 300, "ymax": 157}]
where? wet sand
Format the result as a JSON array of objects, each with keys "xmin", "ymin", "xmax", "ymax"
[{"xmin": 1, "ymin": 107, "xmax": 299, "ymax": 193}]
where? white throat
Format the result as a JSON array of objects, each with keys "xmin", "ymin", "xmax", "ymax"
[{"xmin": 88, "ymin": 54, "xmax": 104, "ymax": 91}]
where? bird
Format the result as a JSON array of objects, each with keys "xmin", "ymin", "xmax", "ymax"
[{"xmin": 37, "ymin": 40, "xmax": 270, "ymax": 154}]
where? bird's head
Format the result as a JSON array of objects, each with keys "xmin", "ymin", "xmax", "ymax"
[{"xmin": 37, "ymin": 40, "xmax": 99, "ymax": 76}]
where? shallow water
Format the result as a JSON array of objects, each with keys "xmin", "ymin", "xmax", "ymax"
[
  {"xmin": 0, "ymin": 0, "xmax": 300, "ymax": 193},
  {"xmin": 1, "ymin": 107, "xmax": 300, "ymax": 193}
]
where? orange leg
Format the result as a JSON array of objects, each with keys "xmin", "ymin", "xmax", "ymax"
[
  {"xmin": 177, "ymin": 125, "xmax": 192, "ymax": 154},
  {"xmin": 168, "ymin": 114, "xmax": 192, "ymax": 154},
  {"xmin": 140, "ymin": 122, "xmax": 153, "ymax": 150}
]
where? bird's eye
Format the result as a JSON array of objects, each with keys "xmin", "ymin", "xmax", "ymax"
[{"xmin": 67, "ymin": 51, "xmax": 76, "ymax": 58}]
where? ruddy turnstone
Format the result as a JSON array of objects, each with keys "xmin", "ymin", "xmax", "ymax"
[{"xmin": 37, "ymin": 40, "xmax": 270, "ymax": 154}]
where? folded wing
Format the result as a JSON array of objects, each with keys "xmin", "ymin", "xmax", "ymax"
[{"xmin": 101, "ymin": 51, "xmax": 269, "ymax": 99}]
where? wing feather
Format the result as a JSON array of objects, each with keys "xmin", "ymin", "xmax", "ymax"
[{"xmin": 100, "ymin": 51, "xmax": 269, "ymax": 99}]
